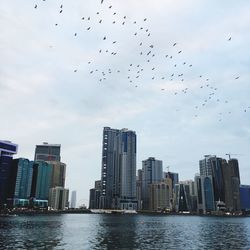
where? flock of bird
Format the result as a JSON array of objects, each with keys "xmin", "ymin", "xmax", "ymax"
[{"xmin": 33, "ymin": 0, "xmax": 249, "ymax": 122}]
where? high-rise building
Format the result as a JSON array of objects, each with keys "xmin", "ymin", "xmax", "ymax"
[
  {"xmin": 194, "ymin": 174, "xmax": 203, "ymax": 214},
  {"xmin": 180, "ymin": 180, "xmax": 197, "ymax": 212},
  {"xmin": 30, "ymin": 161, "xmax": 52, "ymax": 207},
  {"xmin": 49, "ymin": 161, "xmax": 66, "ymax": 188},
  {"xmin": 7, "ymin": 158, "xmax": 33, "ymax": 207},
  {"xmin": 222, "ymin": 159, "xmax": 241, "ymax": 211},
  {"xmin": 142, "ymin": 157, "xmax": 163, "ymax": 210},
  {"xmin": 34, "ymin": 143, "xmax": 61, "ymax": 162},
  {"xmin": 199, "ymin": 155, "xmax": 241, "ymax": 213},
  {"xmin": 240, "ymin": 185, "xmax": 250, "ymax": 211},
  {"xmin": 199, "ymin": 155, "xmax": 216, "ymax": 213},
  {"xmin": 175, "ymin": 183, "xmax": 191, "ymax": 212},
  {"xmin": 136, "ymin": 169, "xmax": 143, "ymax": 210},
  {"xmin": 49, "ymin": 186, "xmax": 69, "ymax": 210},
  {"xmin": 100, "ymin": 127, "xmax": 137, "ymax": 210},
  {"xmin": 89, "ymin": 188, "xmax": 101, "ymax": 209},
  {"xmin": 0, "ymin": 140, "xmax": 18, "ymax": 207},
  {"xmin": 70, "ymin": 190, "xmax": 77, "ymax": 209},
  {"xmin": 95, "ymin": 180, "xmax": 102, "ymax": 191},
  {"xmin": 149, "ymin": 177, "xmax": 172, "ymax": 211}
]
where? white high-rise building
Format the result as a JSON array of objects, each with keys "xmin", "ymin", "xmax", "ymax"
[
  {"xmin": 49, "ymin": 186, "xmax": 69, "ymax": 210},
  {"xmin": 70, "ymin": 190, "xmax": 77, "ymax": 209}
]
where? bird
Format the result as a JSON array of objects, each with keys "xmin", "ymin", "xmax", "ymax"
[
  {"xmin": 109, "ymin": 5, "xmax": 112, "ymax": 8},
  {"xmin": 103, "ymin": 36, "xmax": 106, "ymax": 40},
  {"xmin": 59, "ymin": 10, "xmax": 63, "ymax": 13},
  {"xmin": 173, "ymin": 43, "xmax": 177, "ymax": 46},
  {"xmin": 235, "ymin": 76, "xmax": 240, "ymax": 80},
  {"xmin": 144, "ymin": 18, "xmax": 147, "ymax": 21},
  {"xmin": 99, "ymin": 20, "xmax": 102, "ymax": 23},
  {"xmin": 34, "ymin": 4, "xmax": 37, "ymax": 8},
  {"xmin": 178, "ymin": 51, "xmax": 182, "ymax": 54},
  {"xmin": 74, "ymin": 69, "xmax": 77, "ymax": 72},
  {"xmin": 228, "ymin": 37, "xmax": 232, "ymax": 41},
  {"xmin": 87, "ymin": 27, "xmax": 91, "ymax": 30},
  {"xmin": 101, "ymin": 0, "xmax": 104, "ymax": 3},
  {"xmin": 88, "ymin": 17, "xmax": 90, "ymax": 20}
]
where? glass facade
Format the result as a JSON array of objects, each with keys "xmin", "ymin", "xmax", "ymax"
[
  {"xmin": 31, "ymin": 161, "xmax": 52, "ymax": 200},
  {"xmin": 34, "ymin": 144, "xmax": 61, "ymax": 162},
  {"xmin": 0, "ymin": 141, "xmax": 18, "ymax": 207},
  {"xmin": 204, "ymin": 177, "xmax": 214, "ymax": 212},
  {"xmin": 240, "ymin": 185, "xmax": 250, "ymax": 211}
]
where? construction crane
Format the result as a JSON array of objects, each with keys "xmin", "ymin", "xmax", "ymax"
[{"xmin": 225, "ymin": 153, "xmax": 241, "ymax": 160}]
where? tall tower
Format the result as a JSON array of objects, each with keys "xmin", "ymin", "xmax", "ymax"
[
  {"xmin": 142, "ymin": 157, "xmax": 163, "ymax": 210},
  {"xmin": 100, "ymin": 127, "xmax": 137, "ymax": 210},
  {"xmin": 70, "ymin": 190, "xmax": 77, "ymax": 209},
  {"xmin": 0, "ymin": 140, "xmax": 18, "ymax": 207},
  {"xmin": 34, "ymin": 143, "xmax": 61, "ymax": 162}
]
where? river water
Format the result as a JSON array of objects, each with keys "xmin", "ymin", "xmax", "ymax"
[{"xmin": 0, "ymin": 214, "xmax": 250, "ymax": 249}]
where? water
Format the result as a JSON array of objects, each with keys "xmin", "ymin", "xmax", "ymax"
[{"xmin": 0, "ymin": 214, "xmax": 250, "ymax": 249}]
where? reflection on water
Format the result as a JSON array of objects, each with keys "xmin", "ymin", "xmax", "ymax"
[
  {"xmin": 0, "ymin": 214, "xmax": 250, "ymax": 249},
  {"xmin": 0, "ymin": 215, "xmax": 65, "ymax": 249}
]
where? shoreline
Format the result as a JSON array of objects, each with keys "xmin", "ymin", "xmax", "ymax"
[{"xmin": 1, "ymin": 209, "xmax": 249, "ymax": 218}]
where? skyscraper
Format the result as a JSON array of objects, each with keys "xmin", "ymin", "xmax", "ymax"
[
  {"xmin": 49, "ymin": 186, "xmax": 69, "ymax": 210},
  {"xmin": 0, "ymin": 140, "xmax": 18, "ymax": 207},
  {"xmin": 34, "ymin": 143, "xmax": 61, "ymax": 162},
  {"xmin": 199, "ymin": 155, "xmax": 216, "ymax": 213},
  {"xmin": 142, "ymin": 157, "xmax": 163, "ymax": 210},
  {"xmin": 199, "ymin": 155, "xmax": 241, "ymax": 213},
  {"xmin": 175, "ymin": 183, "xmax": 191, "ymax": 212},
  {"xmin": 49, "ymin": 161, "xmax": 66, "ymax": 188},
  {"xmin": 70, "ymin": 190, "xmax": 77, "ymax": 209},
  {"xmin": 8, "ymin": 158, "xmax": 33, "ymax": 207},
  {"xmin": 149, "ymin": 177, "xmax": 172, "ymax": 211},
  {"xmin": 30, "ymin": 161, "xmax": 52, "ymax": 207},
  {"xmin": 222, "ymin": 159, "xmax": 241, "ymax": 211},
  {"xmin": 100, "ymin": 127, "xmax": 137, "ymax": 210}
]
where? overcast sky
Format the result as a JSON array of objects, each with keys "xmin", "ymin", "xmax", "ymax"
[{"xmin": 1, "ymin": 0, "xmax": 250, "ymax": 206}]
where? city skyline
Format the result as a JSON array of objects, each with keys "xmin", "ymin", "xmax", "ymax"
[{"xmin": 1, "ymin": 0, "xmax": 250, "ymax": 206}]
